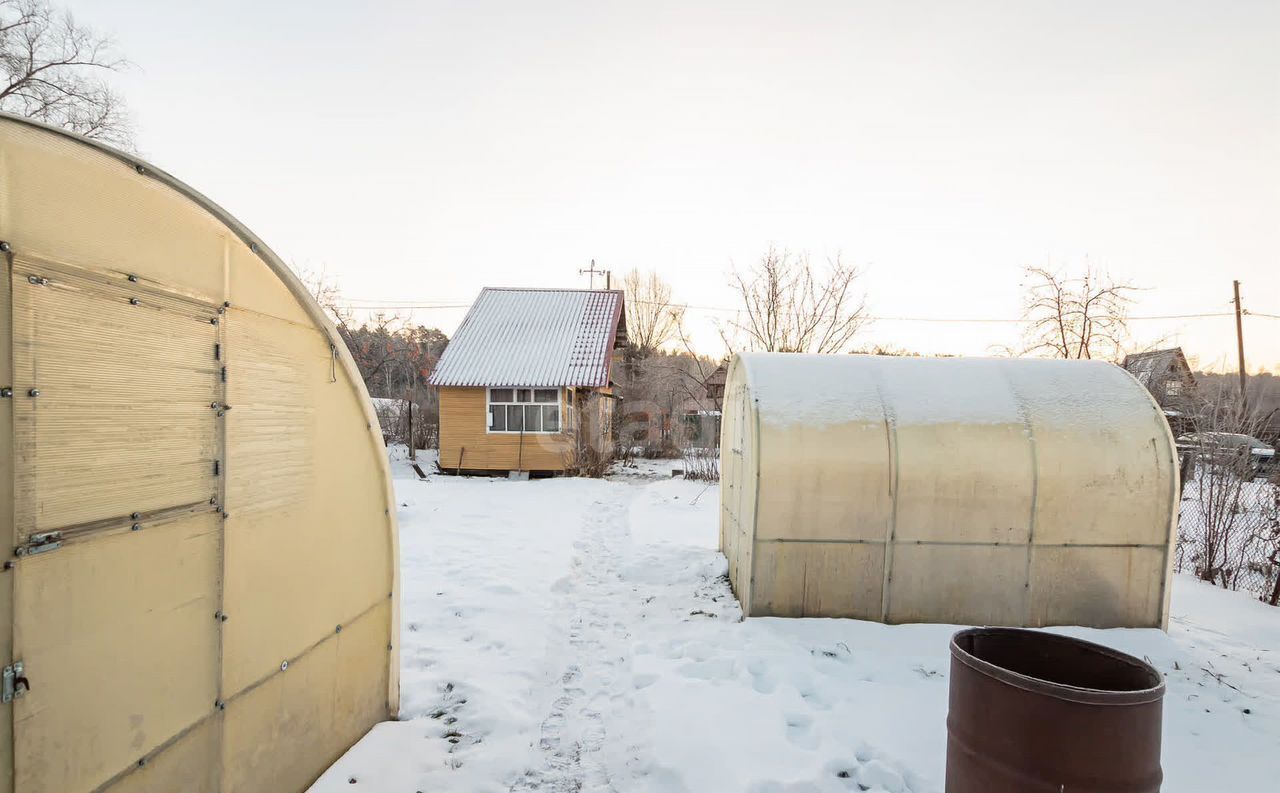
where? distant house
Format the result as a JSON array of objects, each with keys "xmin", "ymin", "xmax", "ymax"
[
  {"xmin": 702, "ymin": 362, "xmax": 727, "ymax": 411},
  {"xmin": 679, "ymin": 362, "xmax": 728, "ymax": 448},
  {"xmin": 429, "ymin": 287, "xmax": 628, "ymax": 474},
  {"xmin": 1122, "ymin": 347, "xmax": 1199, "ymax": 433}
]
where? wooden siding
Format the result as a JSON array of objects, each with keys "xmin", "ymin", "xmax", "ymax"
[{"xmin": 438, "ymin": 387, "xmax": 574, "ymax": 472}]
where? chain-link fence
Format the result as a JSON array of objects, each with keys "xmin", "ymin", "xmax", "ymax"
[{"xmin": 1174, "ymin": 461, "xmax": 1280, "ymax": 605}]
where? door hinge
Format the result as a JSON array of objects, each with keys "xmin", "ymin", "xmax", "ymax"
[
  {"xmin": 213, "ymin": 459, "xmax": 221, "ymax": 476},
  {"xmin": 214, "ymin": 342, "xmax": 221, "ymax": 361},
  {"xmin": 15, "ymin": 532, "xmax": 62, "ymax": 557},
  {"xmin": 2, "ymin": 661, "xmax": 29, "ymax": 703},
  {"xmin": 220, "ymin": 366, "xmax": 227, "ymax": 383}
]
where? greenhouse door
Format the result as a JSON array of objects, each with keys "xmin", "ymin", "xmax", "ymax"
[{"xmin": 5, "ymin": 256, "xmax": 225, "ymax": 793}]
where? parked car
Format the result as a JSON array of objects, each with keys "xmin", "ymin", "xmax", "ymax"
[{"xmin": 1176, "ymin": 432, "xmax": 1277, "ymax": 480}]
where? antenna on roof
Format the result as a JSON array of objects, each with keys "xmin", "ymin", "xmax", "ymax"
[{"xmin": 578, "ymin": 259, "xmax": 611, "ymax": 290}]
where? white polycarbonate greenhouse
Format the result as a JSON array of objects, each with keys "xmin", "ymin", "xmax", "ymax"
[
  {"xmin": 0, "ymin": 113, "xmax": 398, "ymax": 793},
  {"xmin": 720, "ymin": 353, "xmax": 1180, "ymax": 629}
]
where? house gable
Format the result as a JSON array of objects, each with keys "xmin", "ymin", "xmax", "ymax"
[{"xmin": 1122, "ymin": 347, "xmax": 1198, "ymax": 408}]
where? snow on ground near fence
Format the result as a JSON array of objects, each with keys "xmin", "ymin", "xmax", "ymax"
[
  {"xmin": 1175, "ymin": 470, "xmax": 1279, "ymax": 598},
  {"xmin": 309, "ymin": 449, "xmax": 1279, "ymax": 793}
]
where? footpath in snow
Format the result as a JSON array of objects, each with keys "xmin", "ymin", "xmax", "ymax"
[{"xmin": 308, "ymin": 451, "xmax": 1280, "ymax": 793}]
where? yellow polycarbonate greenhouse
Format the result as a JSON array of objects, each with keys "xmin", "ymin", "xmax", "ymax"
[
  {"xmin": 0, "ymin": 114, "xmax": 399, "ymax": 793},
  {"xmin": 721, "ymin": 353, "xmax": 1180, "ymax": 629}
]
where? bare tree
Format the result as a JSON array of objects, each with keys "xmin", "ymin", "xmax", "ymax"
[
  {"xmin": 1196, "ymin": 369, "xmax": 1280, "ymax": 429},
  {"xmin": 622, "ymin": 268, "xmax": 685, "ymax": 357},
  {"xmin": 720, "ymin": 247, "xmax": 866, "ymax": 354},
  {"xmin": 298, "ymin": 264, "xmax": 353, "ymax": 330},
  {"xmin": 564, "ymin": 391, "xmax": 614, "ymax": 477},
  {"xmin": 1, "ymin": 0, "xmax": 132, "ymax": 146},
  {"xmin": 296, "ymin": 265, "xmax": 448, "ymax": 449},
  {"xmin": 1018, "ymin": 266, "xmax": 1136, "ymax": 361},
  {"xmin": 1256, "ymin": 484, "xmax": 1280, "ymax": 605}
]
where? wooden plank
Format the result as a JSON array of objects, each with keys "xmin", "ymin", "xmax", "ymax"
[{"xmin": 438, "ymin": 387, "xmax": 573, "ymax": 472}]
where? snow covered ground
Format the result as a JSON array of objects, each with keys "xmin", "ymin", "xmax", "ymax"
[
  {"xmin": 309, "ymin": 450, "xmax": 1280, "ymax": 793},
  {"xmin": 1174, "ymin": 470, "xmax": 1279, "ymax": 596}
]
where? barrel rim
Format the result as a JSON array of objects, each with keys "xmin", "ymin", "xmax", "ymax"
[{"xmin": 950, "ymin": 627, "xmax": 1166, "ymax": 706}]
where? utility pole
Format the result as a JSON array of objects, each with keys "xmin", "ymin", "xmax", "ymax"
[{"xmin": 1233, "ymin": 280, "xmax": 1248, "ymax": 418}]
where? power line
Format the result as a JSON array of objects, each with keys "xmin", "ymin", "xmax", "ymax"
[
  {"xmin": 332, "ymin": 297, "xmax": 1251, "ymax": 324},
  {"xmin": 869, "ymin": 312, "xmax": 1237, "ymax": 323},
  {"xmin": 339, "ymin": 303, "xmax": 471, "ymax": 310},
  {"xmin": 1127, "ymin": 312, "xmax": 1236, "ymax": 321}
]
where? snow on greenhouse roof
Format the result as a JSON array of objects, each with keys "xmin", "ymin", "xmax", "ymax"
[
  {"xmin": 429, "ymin": 287, "xmax": 626, "ymax": 388},
  {"xmin": 735, "ymin": 352, "xmax": 1158, "ymax": 429}
]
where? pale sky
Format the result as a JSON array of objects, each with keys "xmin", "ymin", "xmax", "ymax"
[{"xmin": 91, "ymin": 0, "xmax": 1279, "ymax": 370}]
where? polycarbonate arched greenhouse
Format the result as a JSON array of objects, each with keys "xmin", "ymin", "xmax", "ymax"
[
  {"xmin": 0, "ymin": 114, "xmax": 399, "ymax": 793},
  {"xmin": 720, "ymin": 353, "xmax": 1180, "ymax": 629}
]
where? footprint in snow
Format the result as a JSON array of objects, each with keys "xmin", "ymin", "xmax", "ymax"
[
  {"xmin": 676, "ymin": 657, "xmax": 736, "ymax": 680},
  {"xmin": 784, "ymin": 713, "xmax": 818, "ymax": 749},
  {"xmin": 799, "ymin": 688, "xmax": 833, "ymax": 710},
  {"xmin": 853, "ymin": 759, "xmax": 908, "ymax": 793}
]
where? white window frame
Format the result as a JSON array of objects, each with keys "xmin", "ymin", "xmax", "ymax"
[{"xmin": 485, "ymin": 387, "xmax": 564, "ymax": 435}]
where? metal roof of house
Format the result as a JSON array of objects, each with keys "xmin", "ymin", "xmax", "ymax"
[
  {"xmin": 1121, "ymin": 348, "xmax": 1187, "ymax": 387},
  {"xmin": 429, "ymin": 287, "xmax": 626, "ymax": 388}
]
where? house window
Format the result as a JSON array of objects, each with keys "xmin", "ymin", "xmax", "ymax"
[
  {"xmin": 1165, "ymin": 381, "xmax": 1182, "ymax": 397},
  {"xmin": 487, "ymin": 388, "xmax": 562, "ymax": 433}
]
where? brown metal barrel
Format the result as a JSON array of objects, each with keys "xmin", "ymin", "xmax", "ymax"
[{"xmin": 946, "ymin": 627, "xmax": 1165, "ymax": 793}]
